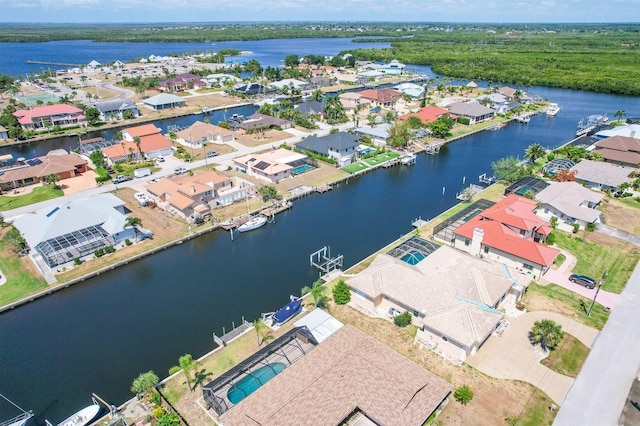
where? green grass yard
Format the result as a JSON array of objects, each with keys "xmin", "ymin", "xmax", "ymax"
[
  {"xmin": 541, "ymin": 334, "xmax": 590, "ymax": 378},
  {"xmin": 553, "ymin": 231, "xmax": 639, "ymax": 294},
  {"xmin": 0, "ymin": 185, "xmax": 64, "ymax": 212},
  {"xmin": 0, "ymin": 229, "xmax": 48, "ymax": 306}
]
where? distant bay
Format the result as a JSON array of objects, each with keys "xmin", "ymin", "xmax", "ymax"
[{"xmin": 1, "ymin": 38, "xmax": 390, "ymax": 77}]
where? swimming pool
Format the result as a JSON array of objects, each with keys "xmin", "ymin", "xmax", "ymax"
[
  {"xmin": 400, "ymin": 251, "xmax": 426, "ymax": 265},
  {"xmin": 291, "ymin": 164, "xmax": 314, "ymax": 175},
  {"xmin": 359, "ymin": 147, "xmax": 376, "ymax": 155},
  {"xmin": 227, "ymin": 363, "xmax": 287, "ymax": 404}
]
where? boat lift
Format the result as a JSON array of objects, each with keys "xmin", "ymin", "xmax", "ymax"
[{"xmin": 309, "ymin": 246, "xmax": 343, "ymax": 275}]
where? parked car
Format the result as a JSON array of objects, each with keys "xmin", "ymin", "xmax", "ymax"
[
  {"xmin": 113, "ymin": 174, "xmax": 133, "ymax": 184},
  {"xmin": 156, "ymin": 155, "xmax": 165, "ymax": 162},
  {"xmin": 174, "ymin": 167, "xmax": 188, "ymax": 175},
  {"xmin": 134, "ymin": 192, "xmax": 150, "ymax": 206},
  {"xmin": 569, "ymin": 274, "xmax": 597, "ymax": 289},
  {"xmin": 207, "ymin": 151, "xmax": 219, "ymax": 158}
]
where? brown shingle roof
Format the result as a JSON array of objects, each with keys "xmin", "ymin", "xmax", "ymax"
[{"xmin": 219, "ymin": 325, "xmax": 451, "ymax": 426}]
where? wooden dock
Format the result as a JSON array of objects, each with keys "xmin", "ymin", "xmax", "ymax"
[
  {"xmin": 315, "ymin": 185, "xmax": 332, "ymax": 193},
  {"xmin": 260, "ymin": 200, "xmax": 292, "ymax": 217}
]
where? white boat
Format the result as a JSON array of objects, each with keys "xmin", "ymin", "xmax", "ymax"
[
  {"xmin": 58, "ymin": 404, "xmax": 100, "ymax": 426},
  {"xmin": 546, "ymin": 103, "xmax": 561, "ymax": 116},
  {"xmin": 0, "ymin": 393, "xmax": 33, "ymax": 426},
  {"xmin": 514, "ymin": 115, "xmax": 530, "ymax": 124},
  {"xmin": 237, "ymin": 215, "xmax": 267, "ymax": 233}
]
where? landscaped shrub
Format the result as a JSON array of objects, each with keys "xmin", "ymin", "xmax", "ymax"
[
  {"xmin": 94, "ymin": 248, "xmax": 105, "ymax": 257},
  {"xmin": 572, "ymin": 223, "xmax": 580, "ymax": 233},
  {"xmin": 73, "ymin": 257, "xmax": 82, "ymax": 266},
  {"xmin": 457, "ymin": 117, "xmax": 470, "ymax": 125},
  {"xmin": 393, "ymin": 311, "xmax": 412, "ymax": 327},
  {"xmin": 103, "ymin": 245, "xmax": 116, "ymax": 254},
  {"xmin": 585, "ymin": 223, "xmax": 596, "ymax": 232},
  {"xmin": 125, "ymin": 239, "xmax": 133, "ymax": 246},
  {"xmin": 332, "ymin": 280, "xmax": 351, "ymax": 305},
  {"xmin": 454, "ymin": 385, "xmax": 474, "ymax": 405}
]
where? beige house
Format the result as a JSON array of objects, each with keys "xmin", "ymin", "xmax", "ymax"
[
  {"xmin": 0, "ymin": 151, "xmax": 87, "ymax": 191},
  {"xmin": 338, "ymin": 92, "xmax": 372, "ymax": 113},
  {"xmin": 536, "ymin": 181, "xmax": 604, "ymax": 229},
  {"xmin": 347, "ymin": 242, "xmax": 530, "ymax": 362},
  {"xmin": 176, "ymin": 121, "xmax": 234, "ymax": 149},
  {"xmin": 233, "ymin": 149, "xmax": 308, "ymax": 183},
  {"xmin": 145, "ymin": 171, "xmax": 254, "ymax": 221}
]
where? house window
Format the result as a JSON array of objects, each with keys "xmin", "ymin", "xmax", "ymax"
[
  {"xmin": 464, "ymin": 239, "xmax": 470, "ymax": 247},
  {"xmin": 204, "ymin": 190, "xmax": 212, "ymax": 197},
  {"xmin": 523, "ymin": 264, "xmax": 533, "ymax": 271},
  {"xmin": 484, "ymin": 246, "xmax": 490, "ymax": 254},
  {"xmin": 413, "ymin": 310, "xmax": 419, "ymax": 317}
]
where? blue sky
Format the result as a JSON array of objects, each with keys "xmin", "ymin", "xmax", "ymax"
[{"xmin": 0, "ymin": 0, "xmax": 637, "ymax": 23}]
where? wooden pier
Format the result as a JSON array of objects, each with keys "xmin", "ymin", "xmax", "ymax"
[
  {"xmin": 260, "ymin": 200, "xmax": 292, "ymax": 217},
  {"xmin": 456, "ymin": 184, "xmax": 484, "ymax": 201},
  {"xmin": 314, "ymin": 185, "xmax": 332, "ymax": 193}
]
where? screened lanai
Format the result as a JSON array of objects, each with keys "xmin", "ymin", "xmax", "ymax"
[{"xmin": 36, "ymin": 224, "xmax": 115, "ymax": 267}]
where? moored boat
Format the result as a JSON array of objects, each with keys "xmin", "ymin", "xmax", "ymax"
[
  {"xmin": 237, "ymin": 215, "xmax": 267, "ymax": 233},
  {"xmin": 271, "ymin": 298, "xmax": 302, "ymax": 326},
  {"xmin": 0, "ymin": 394, "xmax": 33, "ymax": 426},
  {"xmin": 57, "ymin": 404, "xmax": 100, "ymax": 426},
  {"xmin": 546, "ymin": 103, "xmax": 561, "ymax": 116}
]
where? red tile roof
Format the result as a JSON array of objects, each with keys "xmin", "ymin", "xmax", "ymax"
[
  {"xmin": 103, "ymin": 141, "xmax": 138, "ymax": 159},
  {"xmin": 139, "ymin": 133, "xmax": 172, "ymax": 153},
  {"xmin": 399, "ymin": 106, "xmax": 457, "ymax": 124},
  {"xmin": 358, "ymin": 88, "xmax": 402, "ymax": 103},
  {"xmin": 454, "ymin": 194, "xmax": 559, "ymax": 267},
  {"xmin": 124, "ymin": 124, "xmax": 161, "ymax": 138}
]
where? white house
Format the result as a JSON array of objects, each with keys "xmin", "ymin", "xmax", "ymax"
[{"xmin": 536, "ymin": 181, "xmax": 604, "ymax": 229}]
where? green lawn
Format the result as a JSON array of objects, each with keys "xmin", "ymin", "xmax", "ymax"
[
  {"xmin": 541, "ymin": 334, "xmax": 590, "ymax": 378},
  {"xmin": 0, "ymin": 185, "xmax": 64, "ymax": 212},
  {"xmin": 0, "ymin": 229, "xmax": 48, "ymax": 306},
  {"xmin": 524, "ymin": 283, "xmax": 609, "ymax": 330},
  {"xmin": 510, "ymin": 388, "xmax": 555, "ymax": 426},
  {"xmin": 342, "ymin": 162, "xmax": 369, "ymax": 174},
  {"xmin": 553, "ymin": 231, "xmax": 639, "ymax": 294},
  {"xmin": 363, "ymin": 151, "xmax": 400, "ymax": 167}
]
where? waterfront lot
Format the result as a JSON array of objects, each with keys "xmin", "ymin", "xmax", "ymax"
[{"xmin": 600, "ymin": 196, "xmax": 640, "ymax": 235}]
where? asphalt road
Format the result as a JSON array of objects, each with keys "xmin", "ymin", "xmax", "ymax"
[{"xmin": 553, "ymin": 261, "xmax": 640, "ymax": 426}]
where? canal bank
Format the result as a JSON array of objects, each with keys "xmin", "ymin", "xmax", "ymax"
[{"xmin": 1, "ymin": 80, "xmax": 639, "ymax": 422}]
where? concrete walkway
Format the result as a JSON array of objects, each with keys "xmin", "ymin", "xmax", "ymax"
[
  {"xmin": 466, "ymin": 311, "xmax": 599, "ymax": 405},
  {"xmin": 541, "ymin": 249, "xmax": 619, "ymax": 310},
  {"xmin": 554, "ymin": 261, "xmax": 640, "ymax": 426},
  {"xmin": 596, "ymin": 223, "xmax": 640, "ymax": 247}
]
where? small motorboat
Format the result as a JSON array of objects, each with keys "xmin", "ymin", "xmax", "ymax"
[
  {"xmin": 237, "ymin": 215, "xmax": 267, "ymax": 233},
  {"xmin": 57, "ymin": 403, "xmax": 100, "ymax": 426}
]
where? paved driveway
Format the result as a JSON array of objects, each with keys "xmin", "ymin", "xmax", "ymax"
[
  {"xmin": 541, "ymin": 249, "xmax": 619, "ymax": 310},
  {"xmin": 466, "ymin": 311, "xmax": 599, "ymax": 405}
]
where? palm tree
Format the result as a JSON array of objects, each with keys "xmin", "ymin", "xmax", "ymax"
[
  {"xmin": 524, "ymin": 143, "xmax": 546, "ymax": 162},
  {"xmin": 124, "ymin": 216, "xmax": 142, "ymax": 241},
  {"xmin": 178, "ymin": 354, "xmax": 199, "ymax": 392},
  {"xmin": 252, "ymin": 318, "xmax": 273, "ymax": 347},
  {"xmin": 310, "ymin": 89, "xmax": 323, "ymax": 102},
  {"xmin": 531, "ymin": 319, "xmax": 564, "ymax": 351},
  {"xmin": 301, "ymin": 280, "xmax": 327, "ymax": 308},
  {"xmin": 133, "ymin": 136, "xmax": 141, "ymax": 161},
  {"xmin": 614, "ymin": 110, "xmax": 627, "ymax": 123}
]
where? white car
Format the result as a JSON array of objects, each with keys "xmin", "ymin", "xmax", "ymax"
[
  {"xmin": 174, "ymin": 167, "xmax": 188, "ymax": 175},
  {"xmin": 156, "ymin": 155, "xmax": 165, "ymax": 162}
]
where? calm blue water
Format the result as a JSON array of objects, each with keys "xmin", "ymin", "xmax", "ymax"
[
  {"xmin": 0, "ymin": 38, "xmax": 640, "ymax": 423},
  {"xmin": 226, "ymin": 363, "xmax": 286, "ymax": 405},
  {"xmin": 0, "ymin": 38, "xmax": 390, "ymax": 78}
]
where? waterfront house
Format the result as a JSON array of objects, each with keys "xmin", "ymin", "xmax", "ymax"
[
  {"xmin": 570, "ymin": 159, "xmax": 635, "ymax": 192},
  {"xmin": 176, "ymin": 121, "xmax": 234, "ymax": 149},
  {"xmin": 594, "ymin": 124, "xmax": 640, "ymax": 140},
  {"xmin": 497, "ymin": 86, "xmax": 518, "ymax": 100},
  {"xmin": 295, "ymin": 100, "xmax": 324, "ymax": 117},
  {"xmin": 102, "ymin": 141, "xmax": 141, "ymax": 164},
  {"xmin": 447, "ymin": 101, "xmax": 495, "ymax": 125},
  {"xmin": 383, "ymin": 59, "xmax": 406, "ymax": 75},
  {"xmin": 296, "ymin": 132, "xmax": 359, "ymax": 166},
  {"xmin": 232, "ymin": 113, "xmax": 292, "ymax": 132},
  {"xmin": 399, "ymin": 106, "xmax": 457, "ymax": 125},
  {"xmin": 94, "ymin": 99, "xmax": 140, "ymax": 121},
  {"xmin": 216, "ymin": 325, "xmax": 451, "ymax": 426},
  {"xmin": 358, "ymin": 88, "xmax": 402, "ymax": 109},
  {"xmin": 0, "ymin": 125, "xmax": 8, "ymax": 141},
  {"xmin": 347, "ymin": 242, "xmax": 530, "ymax": 362},
  {"xmin": 593, "ymin": 135, "xmax": 640, "ymax": 167},
  {"xmin": 121, "ymin": 124, "xmax": 173, "ymax": 159},
  {"xmin": 234, "ymin": 83, "xmax": 266, "ymax": 96},
  {"xmin": 269, "ymin": 78, "xmax": 310, "ymax": 92},
  {"xmin": 353, "ymin": 123, "xmax": 391, "ymax": 145},
  {"xmin": 145, "ymin": 171, "xmax": 255, "ymax": 220},
  {"xmin": 535, "ymin": 182, "xmax": 604, "ymax": 229},
  {"xmin": 0, "ymin": 150, "xmax": 87, "ymax": 191},
  {"xmin": 338, "ymin": 92, "xmax": 372, "ymax": 113},
  {"xmin": 451, "ymin": 194, "xmax": 559, "ymax": 278},
  {"xmin": 13, "ymin": 104, "xmax": 86, "ymax": 131},
  {"xmin": 393, "ymin": 82, "xmax": 425, "ymax": 98},
  {"xmin": 13, "ymin": 193, "xmax": 138, "ymax": 269},
  {"xmin": 142, "ymin": 93, "xmax": 186, "ymax": 110},
  {"xmin": 159, "ymin": 73, "xmax": 205, "ymax": 92},
  {"xmin": 233, "ymin": 148, "xmax": 308, "ymax": 183}
]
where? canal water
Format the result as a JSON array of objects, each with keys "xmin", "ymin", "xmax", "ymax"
[{"xmin": 1, "ymin": 39, "xmax": 640, "ymax": 422}]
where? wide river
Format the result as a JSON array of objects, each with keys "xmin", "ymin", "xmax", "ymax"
[{"xmin": 1, "ymin": 38, "xmax": 639, "ymax": 423}]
